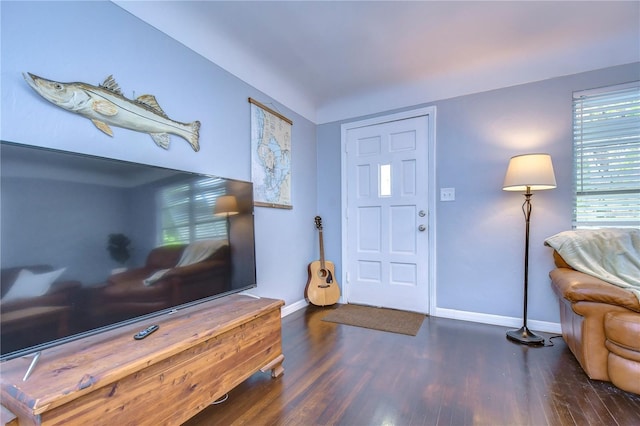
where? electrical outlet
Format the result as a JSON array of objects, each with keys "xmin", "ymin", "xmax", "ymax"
[{"xmin": 440, "ymin": 187, "xmax": 455, "ymax": 201}]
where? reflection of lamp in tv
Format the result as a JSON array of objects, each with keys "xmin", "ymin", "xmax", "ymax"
[{"xmin": 214, "ymin": 195, "xmax": 239, "ymax": 241}]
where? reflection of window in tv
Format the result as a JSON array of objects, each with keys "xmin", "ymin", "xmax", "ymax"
[{"xmin": 158, "ymin": 177, "xmax": 228, "ymax": 245}]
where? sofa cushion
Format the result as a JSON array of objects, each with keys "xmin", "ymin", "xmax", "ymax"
[
  {"xmin": 605, "ymin": 311, "xmax": 640, "ymax": 352},
  {"xmin": 550, "ymin": 268, "xmax": 640, "ymax": 313},
  {"xmin": 553, "ymin": 250, "xmax": 572, "ymax": 269},
  {"xmin": 146, "ymin": 245, "xmax": 185, "ymax": 270},
  {"xmin": 607, "ymin": 352, "xmax": 640, "ymax": 395},
  {"xmin": 1, "ymin": 268, "xmax": 66, "ymax": 302},
  {"xmin": 604, "ymin": 312, "xmax": 640, "ymax": 395}
]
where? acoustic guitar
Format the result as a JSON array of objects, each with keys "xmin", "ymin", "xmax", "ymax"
[{"xmin": 305, "ymin": 216, "xmax": 340, "ymax": 306}]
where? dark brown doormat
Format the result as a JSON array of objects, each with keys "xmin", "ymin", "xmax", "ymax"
[{"xmin": 321, "ymin": 304, "xmax": 425, "ymax": 336}]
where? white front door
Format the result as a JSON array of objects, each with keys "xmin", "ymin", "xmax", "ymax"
[{"xmin": 342, "ymin": 110, "xmax": 434, "ymax": 314}]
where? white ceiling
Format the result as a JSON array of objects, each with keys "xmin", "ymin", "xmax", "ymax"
[{"xmin": 114, "ymin": 1, "xmax": 640, "ymax": 124}]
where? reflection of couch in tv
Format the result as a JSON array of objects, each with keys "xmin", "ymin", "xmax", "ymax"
[
  {"xmin": 0, "ymin": 265, "xmax": 82, "ymax": 354},
  {"xmin": 93, "ymin": 240, "xmax": 231, "ymax": 324}
]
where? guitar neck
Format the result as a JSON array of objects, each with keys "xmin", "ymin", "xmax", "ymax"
[{"xmin": 319, "ymin": 229, "xmax": 326, "ymax": 270}]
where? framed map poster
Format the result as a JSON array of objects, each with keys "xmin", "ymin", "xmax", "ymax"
[{"xmin": 249, "ymin": 97, "xmax": 293, "ymax": 209}]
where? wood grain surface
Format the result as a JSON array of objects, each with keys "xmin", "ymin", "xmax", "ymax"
[
  {"xmin": 1, "ymin": 295, "xmax": 284, "ymax": 425},
  {"xmin": 186, "ymin": 304, "xmax": 640, "ymax": 426}
]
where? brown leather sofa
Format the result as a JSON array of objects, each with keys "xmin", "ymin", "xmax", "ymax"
[
  {"xmin": 1, "ymin": 265, "xmax": 82, "ymax": 354},
  {"xmin": 549, "ymin": 251, "xmax": 640, "ymax": 395},
  {"xmin": 92, "ymin": 243, "xmax": 231, "ymax": 324}
]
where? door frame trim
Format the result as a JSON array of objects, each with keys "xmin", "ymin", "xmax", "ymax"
[{"xmin": 340, "ymin": 106, "xmax": 437, "ymax": 314}]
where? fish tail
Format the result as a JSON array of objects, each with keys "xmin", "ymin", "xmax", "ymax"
[{"xmin": 188, "ymin": 121, "xmax": 201, "ymax": 152}]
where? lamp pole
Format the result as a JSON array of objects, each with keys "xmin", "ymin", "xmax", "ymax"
[{"xmin": 506, "ymin": 187, "xmax": 544, "ymax": 345}]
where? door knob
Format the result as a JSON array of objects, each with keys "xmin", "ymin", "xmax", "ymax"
[{"xmin": 418, "ymin": 225, "xmax": 426, "ymax": 232}]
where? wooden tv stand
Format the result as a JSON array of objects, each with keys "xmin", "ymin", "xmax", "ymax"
[{"xmin": 0, "ymin": 294, "xmax": 284, "ymax": 425}]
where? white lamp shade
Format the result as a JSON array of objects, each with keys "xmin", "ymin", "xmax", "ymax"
[
  {"xmin": 214, "ymin": 195, "xmax": 239, "ymax": 216},
  {"xmin": 503, "ymin": 153, "xmax": 557, "ymax": 191}
]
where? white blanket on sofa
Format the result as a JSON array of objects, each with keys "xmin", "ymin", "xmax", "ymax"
[
  {"xmin": 144, "ymin": 239, "xmax": 227, "ymax": 286},
  {"xmin": 544, "ymin": 228, "xmax": 640, "ymax": 301}
]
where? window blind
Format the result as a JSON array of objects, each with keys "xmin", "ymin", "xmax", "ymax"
[
  {"xmin": 158, "ymin": 177, "xmax": 227, "ymax": 244},
  {"xmin": 573, "ymin": 82, "xmax": 640, "ymax": 228}
]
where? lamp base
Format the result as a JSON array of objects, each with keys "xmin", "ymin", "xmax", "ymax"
[{"xmin": 506, "ymin": 326, "xmax": 544, "ymax": 345}]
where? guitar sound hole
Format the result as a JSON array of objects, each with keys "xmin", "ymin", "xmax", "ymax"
[{"xmin": 318, "ymin": 269, "xmax": 328, "ymax": 278}]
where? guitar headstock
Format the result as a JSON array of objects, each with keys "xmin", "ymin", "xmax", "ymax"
[{"xmin": 314, "ymin": 215, "xmax": 323, "ymax": 231}]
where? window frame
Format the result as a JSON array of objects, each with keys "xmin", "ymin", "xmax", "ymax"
[
  {"xmin": 572, "ymin": 81, "xmax": 640, "ymax": 229},
  {"xmin": 157, "ymin": 177, "xmax": 228, "ymax": 245}
]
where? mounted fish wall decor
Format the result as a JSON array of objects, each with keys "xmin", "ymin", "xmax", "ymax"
[{"xmin": 23, "ymin": 72, "xmax": 201, "ymax": 152}]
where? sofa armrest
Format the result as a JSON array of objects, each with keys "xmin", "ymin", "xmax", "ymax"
[
  {"xmin": 108, "ymin": 268, "xmax": 154, "ymax": 285},
  {"xmin": 163, "ymin": 260, "xmax": 228, "ymax": 279},
  {"xmin": 550, "ymin": 268, "xmax": 640, "ymax": 313}
]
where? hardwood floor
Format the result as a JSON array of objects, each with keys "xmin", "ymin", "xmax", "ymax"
[{"xmin": 184, "ymin": 304, "xmax": 640, "ymax": 426}]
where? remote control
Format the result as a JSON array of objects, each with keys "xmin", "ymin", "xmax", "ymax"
[{"xmin": 134, "ymin": 325, "xmax": 159, "ymax": 340}]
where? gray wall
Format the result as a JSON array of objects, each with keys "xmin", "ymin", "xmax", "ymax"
[
  {"xmin": 317, "ymin": 63, "xmax": 640, "ymax": 325},
  {"xmin": 2, "ymin": 1, "xmax": 637, "ymax": 326},
  {"xmin": 1, "ymin": 1, "xmax": 318, "ymax": 308}
]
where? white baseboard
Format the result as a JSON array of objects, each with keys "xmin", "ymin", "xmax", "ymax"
[
  {"xmin": 433, "ymin": 307, "xmax": 562, "ymax": 334},
  {"xmin": 275, "ymin": 298, "xmax": 562, "ymax": 334},
  {"xmin": 237, "ymin": 291, "xmax": 309, "ymax": 318},
  {"xmin": 281, "ymin": 298, "xmax": 309, "ymax": 317}
]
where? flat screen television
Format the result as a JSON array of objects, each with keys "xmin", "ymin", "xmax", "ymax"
[{"xmin": 0, "ymin": 141, "xmax": 257, "ymax": 361}]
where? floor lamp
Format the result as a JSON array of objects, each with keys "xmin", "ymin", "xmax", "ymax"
[{"xmin": 503, "ymin": 153, "xmax": 556, "ymax": 345}]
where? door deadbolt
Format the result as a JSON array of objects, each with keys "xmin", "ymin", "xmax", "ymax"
[{"xmin": 418, "ymin": 210, "xmax": 426, "ymax": 217}]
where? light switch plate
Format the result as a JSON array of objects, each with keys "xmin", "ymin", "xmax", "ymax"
[{"xmin": 440, "ymin": 187, "xmax": 455, "ymax": 201}]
